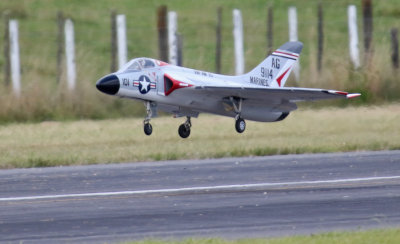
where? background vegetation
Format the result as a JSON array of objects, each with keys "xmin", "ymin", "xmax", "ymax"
[{"xmin": 0, "ymin": 0, "xmax": 399, "ymax": 122}]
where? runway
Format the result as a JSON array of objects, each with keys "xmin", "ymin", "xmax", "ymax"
[{"xmin": 0, "ymin": 151, "xmax": 399, "ymax": 243}]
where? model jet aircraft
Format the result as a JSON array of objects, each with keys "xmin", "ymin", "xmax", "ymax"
[{"xmin": 96, "ymin": 41, "xmax": 360, "ymax": 138}]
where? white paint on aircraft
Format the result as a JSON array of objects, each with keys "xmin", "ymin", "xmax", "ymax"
[{"xmin": 96, "ymin": 41, "xmax": 360, "ymax": 138}]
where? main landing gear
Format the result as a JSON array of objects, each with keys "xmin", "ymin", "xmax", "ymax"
[
  {"xmin": 178, "ymin": 116, "xmax": 191, "ymax": 138},
  {"xmin": 143, "ymin": 101, "xmax": 153, "ymax": 136},
  {"xmin": 235, "ymin": 115, "xmax": 246, "ymax": 133},
  {"xmin": 142, "ymin": 96, "xmax": 247, "ymax": 137},
  {"xmin": 230, "ymin": 97, "xmax": 246, "ymax": 133},
  {"xmin": 142, "ymin": 101, "xmax": 192, "ymax": 138}
]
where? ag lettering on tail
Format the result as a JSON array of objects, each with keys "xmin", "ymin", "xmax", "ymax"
[{"xmin": 243, "ymin": 41, "xmax": 302, "ymax": 88}]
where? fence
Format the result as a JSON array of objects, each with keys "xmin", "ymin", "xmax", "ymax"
[{"xmin": 1, "ymin": 1, "xmax": 399, "ymax": 98}]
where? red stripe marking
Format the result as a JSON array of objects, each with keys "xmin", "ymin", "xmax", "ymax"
[
  {"xmin": 274, "ymin": 50, "xmax": 299, "ymax": 58},
  {"xmin": 335, "ymin": 91, "xmax": 348, "ymax": 95},
  {"xmin": 164, "ymin": 74, "xmax": 193, "ymax": 96},
  {"xmin": 155, "ymin": 60, "xmax": 169, "ymax": 66},
  {"xmin": 276, "ymin": 67, "xmax": 291, "ymax": 87}
]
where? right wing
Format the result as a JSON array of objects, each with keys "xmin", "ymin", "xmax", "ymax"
[
  {"xmin": 164, "ymin": 71, "xmax": 360, "ymax": 113},
  {"xmin": 193, "ymin": 85, "xmax": 361, "ymax": 103}
]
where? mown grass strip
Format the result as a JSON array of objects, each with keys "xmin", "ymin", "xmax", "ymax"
[
  {"xmin": 0, "ymin": 104, "xmax": 399, "ymax": 169},
  {"xmin": 122, "ymin": 228, "xmax": 400, "ymax": 244}
]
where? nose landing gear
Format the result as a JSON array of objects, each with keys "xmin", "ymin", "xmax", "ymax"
[
  {"xmin": 144, "ymin": 122, "xmax": 152, "ymax": 136},
  {"xmin": 143, "ymin": 101, "xmax": 154, "ymax": 136}
]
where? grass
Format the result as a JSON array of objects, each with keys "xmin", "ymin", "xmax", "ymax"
[
  {"xmin": 0, "ymin": 104, "xmax": 399, "ymax": 169},
  {"xmin": 122, "ymin": 228, "xmax": 400, "ymax": 244},
  {"xmin": 0, "ymin": 0, "xmax": 399, "ymax": 122}
]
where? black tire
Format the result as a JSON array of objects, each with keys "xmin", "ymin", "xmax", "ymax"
[
  {"xmin": 235, "ymin": 118, "xmax": 246, "ymax": 133},
  {"xmin": 178, "ymin": 124, "xmax": 190, "ymax": 138},
  {"xmin": 144, "ymin": 123, "xmax": 152, "ymax": 136}
]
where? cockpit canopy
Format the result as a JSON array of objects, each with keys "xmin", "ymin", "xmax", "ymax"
[{"xmin": 118, "ymin": 58, "xmax": 156, "ymax": 72}]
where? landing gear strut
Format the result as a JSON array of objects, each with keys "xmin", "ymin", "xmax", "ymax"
[
  {"xmin": 230, "ymin": 97, "xmax": 246, "ymax": 133},
  {"xmin": 143, "ymin": 101, "xmax": 153, "ymax": 136},
  {"xmin": 178, "ymin": 116, "xmax": 191, "ymax": 138}
]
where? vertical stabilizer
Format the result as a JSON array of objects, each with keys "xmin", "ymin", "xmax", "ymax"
[{"xmin": 242, "ymin": 41, "xmax": 302, "ymax": 88}]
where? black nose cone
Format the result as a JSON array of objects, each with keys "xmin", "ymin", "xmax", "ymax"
[{"xmin": 96, "ymin": 75, "xmax": 120, "ymax": 95}]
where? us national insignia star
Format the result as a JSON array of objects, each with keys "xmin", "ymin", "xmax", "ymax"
[{"xmin": 138, "ymin": 75, "xmax": 151, "ymax": 94}]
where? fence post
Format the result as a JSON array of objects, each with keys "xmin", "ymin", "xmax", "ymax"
[
  {"xmin": 9, "ymin": 20, "xmax": 21, "ymax": 97},
  {"xmin": 233, "ymin": 9, "xmax": 244, "ymax": 75},
  {"xmin": 267, "ymin": 5, "xmax": 273, "ymax": 56},
  {"xmin": 56, "ymin": 11, "xmax": 64, "ymax": 84},
  {"xmin": 177, "ymin": 33, "xmax": 183, "ymax": 66},
  {"xmin": 288, "ymin": 7, "xmax": 298, "ymax": 42},
  {"xmin": 116, "ymin": 14, "xmax": 127, "ymax": 69},
  {"xmin": 317, "ymin": 2, "xmax": 323, "ymax": 72},
  {"xmin": 110, "ymin": 10, "xmax": 117, "ymax": 72},
  {"xmin": 168, "ymin": 11, "xmax": 178, "ymax": 65},
  {"xmin": 215, "ymin": 7, "xmax": 222, "ymax": 73},
  {"xmin": 362, "ymin": 0, "xmax": 373, "ymax": 61},
  {"xmin": 64, "ymin": 19, "xmax": 76, "ymax": 91},
  {"xmin": 157, "ymin": 6, "xmax": 168, "ymax": 62},
  {"xmin": 347, "ymin": 5, "xmax": 360, "ymax": 69},
  {"xmin": 288, "ymin": 6, "xmax": 300, "ymax": 82},
  {"xmin": 391, "ymin": 28, "xmax": 399, "ymax": 69},
  {"xmin": 3, "ymin": 12, "xmax": 10, "ymax": 86}
]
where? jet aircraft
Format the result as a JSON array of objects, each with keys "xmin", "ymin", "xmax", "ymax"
[{"xmin": 96, "ymin": 41, "xmax": 360, "ymax": 138}]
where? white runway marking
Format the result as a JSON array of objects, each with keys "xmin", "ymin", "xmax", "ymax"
[{"xmin": 1, "ymin": 175, "xmax": 399, "ymax": 202}]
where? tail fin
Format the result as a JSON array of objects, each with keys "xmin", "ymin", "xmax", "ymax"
[{"xmin": 242, "ymin": 41, "xmax": 303, "ymax": 88}]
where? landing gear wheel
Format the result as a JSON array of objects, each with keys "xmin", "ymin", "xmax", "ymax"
[
  {"xmin": 143, "ymin": 101, "xmax": 155, "ymax": 136},
  {"xmin": 235, "ymin": 117, "xmax": 246, "ymax": 133},
  {"xmin": 178, "ymin": 124, "xmax": 191, "ymax": 138},
  {"xmin": 144, "ymin": 123, "xmax": 153, "ymax": 136}
]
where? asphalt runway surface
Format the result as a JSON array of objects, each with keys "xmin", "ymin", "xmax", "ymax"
[{"xmin": 0, "ymin": 151, "xmax": 400, "ymax": 243}]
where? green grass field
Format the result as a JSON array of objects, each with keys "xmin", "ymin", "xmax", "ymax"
[
  {"xmin": 0, "ymin": 0, "xmax": 399, "ymax": 122},
  {"xmin": 1, "ymin": 2, "xmax": 399, "ymax": 241},
  {"xmin": 122, "ymin": 228, "xmax": 400, "ymax": 244},
  {"xmin": 1, "ymin": 104, "xmax": 399, "ymax": 169}
]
